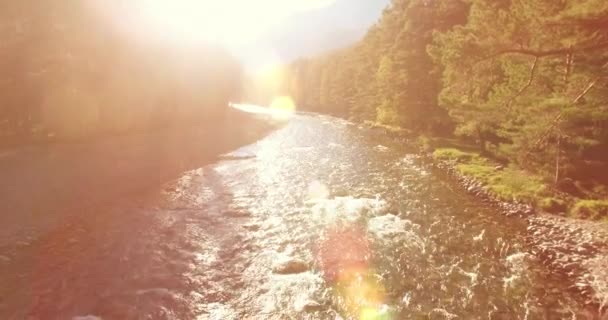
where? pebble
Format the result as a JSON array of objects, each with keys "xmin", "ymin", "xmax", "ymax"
[{"xmin": 437, "ymin": 158, "xmax": 608, "ymax": 308}]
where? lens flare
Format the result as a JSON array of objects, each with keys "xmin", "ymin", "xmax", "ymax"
[
  {"xmin": 269, "ymin": 96, "xmax": 295, "ymax": 112},
  {"xmin": 267, "ymin": 96, "xmax": 296, "ymax": 121},
  {"xmin": 317, "ymin": 224, "xmax": 393, "ymax": 319},
  {"xmin": 230, "ymin": 97, "xmax": 296, "ymax": 121},
  {"xmin": 361, "ymin": 305, "xmax": 394, "ymax": 320}
]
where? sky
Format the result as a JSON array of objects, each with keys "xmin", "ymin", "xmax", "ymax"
[
  {"xmin": 94, "ymin": 0, "xmax": 388, "ymax": 70},
  {"xmin": 118, "ymin": 0, "xmax": 338, "ymax": 45}
]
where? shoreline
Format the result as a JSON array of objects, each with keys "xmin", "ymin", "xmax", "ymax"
[
  {"xmin": 362, "ymin": 120, "xmax": 608, "ymax": 313},
  {"xmin": 0, "ymin": 110, "xmax": 278, "ymax": 251},
  {"xmin": 431, "ymin": 151, "xmax": 608, "ymax": 311}
]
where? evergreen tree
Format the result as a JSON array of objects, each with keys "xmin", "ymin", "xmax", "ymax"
[
  {"xmin": 287, "ymin": 0, "xmax": 467, "ymax": 132},
  {"xmin": 431, "ymin": 0, "xmax": 608, "ymax": 181}
]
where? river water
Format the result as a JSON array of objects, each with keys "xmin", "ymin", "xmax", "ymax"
[{"xmin": 0, "ymin": 114, "xmax": 601, "ymax": 319}]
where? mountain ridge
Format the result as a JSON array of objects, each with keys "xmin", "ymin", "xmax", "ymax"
[{"xmin": 237, "ymin": 0, "xmax": 390, "ymax": 67}]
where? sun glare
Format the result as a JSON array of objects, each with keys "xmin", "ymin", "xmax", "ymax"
[
  {"xmin": 230, "ymin": 96, "xmax": 296, "ymax": 121},
  {"xmin": 102, "ymin": 0, "xmax": 337, "ymax": 46}
]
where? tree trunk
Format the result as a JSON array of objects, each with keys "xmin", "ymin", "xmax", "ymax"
[{"xmin": 554, "ymin": 131, "xmax": 561, "ymax": 185}]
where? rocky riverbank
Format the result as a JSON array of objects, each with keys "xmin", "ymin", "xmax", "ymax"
[
  {"xmin": 362, "ymin": 121, "xmax": 608, "ymax": 316},
  {"xmin": 431, "ymin": 152, "xmax": 608, "ymax": 316},
  {"xmin": 433, "ymin": 158, "xmax": 535, "ymax": 217}
]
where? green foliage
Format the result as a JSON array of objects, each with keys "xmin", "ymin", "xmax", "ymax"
[
  {"xmin": 431, "ymin": 0, "xmax": 608, "ymax": 180},
  {"xmin": 435, "ymin": 147, "xmax": 548, "ymax": 202},
  {"xmin": 459, "ymin": 163, "xmax": 547, "ymax": 203},
  {"xmin": 433, "ymin": 148, "xmax": 481, "ymax": 162},
  {"xmin": 486, "ymin": 169, "xmax": 547, "ymax": 202},
  {"xmin": 376, "ymin": 99, "xmax": 401, "ymax": 126},
  {"xmin": 286, "ymin": 0, "xmax": 608, "ymax": 219},
  {"xmin": 538, "ymin": 197, "xmax": 568, "ymax": 214},
  {"xmin": 571, "ymin": 200, "xmax": 608, "ymax": 220},
  {"xmin": 417, "ymin": 135, "xmax": 432, "ymax": 152},
  {"xmin": 286, "ymin": 0, "xmax": 469, "ymax": 133}
]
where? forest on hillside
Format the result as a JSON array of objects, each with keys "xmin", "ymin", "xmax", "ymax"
[
  {"xmin": 0, "ymin": 1, "xmax": 242, "ymax": 146},
  {"xmin": 286, "ymin": 0, "xmax": 608, "ymax": 203}
]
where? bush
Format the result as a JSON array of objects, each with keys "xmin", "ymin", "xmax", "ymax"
[
  {"xmin": 436, "ymin": 146, "xmax": 548, "ymax": 202},
  {"xmin": 538, "ymin": 197, "xmax": 568, "ymax": 214},
  {"xmin": 376, "ymin": 100, "xmax": 400, "ymax": 126},
  {"xmin": 433, "ymin": 148, "xmax": 481, "ymax": 163},
  {"xmin": 417, "ymin": 136, "xmax": 432, "ymax": 152},
  {"xmin": 570, "ymin": 200, "xmax": 608, "ymax": 220},
  {"xmin": 486, "ymin": 167, "xmax": 547, "ymax": 203}
]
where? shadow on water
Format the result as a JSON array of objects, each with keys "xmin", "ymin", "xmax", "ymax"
[
  {"xmin": 0, "ymin": 109, "xmax": 276, "ymax": 246},
  {"xmin": 0, "ymin": 166, "xmax": 255, "ymax": 319},
  {"xmin": 0, "ymin": 111, "xmax": 278, "ymax": 319}
]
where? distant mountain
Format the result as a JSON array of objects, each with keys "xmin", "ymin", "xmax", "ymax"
[
  {"xmin": 236, "ymin": 0, "xmax": 391, "ymax": 67},
  {"xmin": 267, "ymin": 0, "xmax": 390, "ymax": 59}
]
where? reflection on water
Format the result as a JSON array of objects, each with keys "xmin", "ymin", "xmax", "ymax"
[
  {"xmin": 230, "ymin": 99, "xmax": 296, "ymax": 122},
  {"xmin": 0, "ymin": 114, "xmax": 598, "ymax": 319},
  {"xmin": 223, "ymin": 115, "xmax": 591, "ymax": 319}
]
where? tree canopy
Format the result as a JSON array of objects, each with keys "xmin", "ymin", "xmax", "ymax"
[
  {"xmin": 430, "ymin": 0, "xmax": 608, "ymax": 182},
  {"xmin": 286, "ymin": 0, "xmax": 608, "ymax": 187},
  {"xmin": 287, "ymin": 0, "xmax": 468, "ymax": 131}
]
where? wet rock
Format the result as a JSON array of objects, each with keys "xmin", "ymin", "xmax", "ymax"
[
  {"xmin": 243, "ymin": 223, "xmax": 261, "ymax": 232},
  {"xmin": 136, "ymin": 288, "xmax": 172, "ymax": 297},
  {"xmin": 402, "ymin": 292, "xmax": 413, "ymax": 307},
  {"xmin": 429, "ymin": 308, "xmax": 459, "ymax": 319},
  {"xmin": 163, "ymin": 186, "xmax": 178, "ymax": 193},
  {"xmin": 295, "ymin": 299, "xmax": 324, "ymax": 312},
  {"xmin": 224, "ymin": 209, "xmax": 251, "ymax": 218},
  {"xmin": 272, "ymin": 258, "xmax": 309, "ymax": 274},
  {"xmin": 526, "ymin": 215, "xmax": 608, "ymax": 309}
]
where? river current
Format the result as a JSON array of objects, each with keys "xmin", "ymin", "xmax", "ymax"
[{"xmin": 0, "ymin": 114, "xmax": 598, "ymax": 319}]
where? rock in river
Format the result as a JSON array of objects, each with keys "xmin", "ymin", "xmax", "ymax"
[{"xmin": 272, "ymin": 258, "xmax": 310, "ymax": 275}]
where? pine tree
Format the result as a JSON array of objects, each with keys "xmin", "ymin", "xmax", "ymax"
[{"xmin": 431, "ymin": 0, "xmax": 608, "ymax": 181}]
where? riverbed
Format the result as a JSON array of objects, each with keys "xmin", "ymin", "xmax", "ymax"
[{"xmin": 0, "ymin": 114, "xmax": 606, "ymax": 319}]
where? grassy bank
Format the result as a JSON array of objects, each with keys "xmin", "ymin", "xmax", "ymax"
[
  {"xmin": 428, "ymin": 143, "xmax": 608, "ymax": 222},
  {"xmin": 363, "ymin": 120, "xmax": 412, "ymax": 135},
  {"xmin": 340, "ymin": 119, "xmax": 607, "ymax": 222}
]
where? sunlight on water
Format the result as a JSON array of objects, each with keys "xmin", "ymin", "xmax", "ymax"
[
  {"xmin": 269, "ymin": 96, "xmax": 296, "ymax": 121},
  {"xmin": 269, "ymin": 96, "xmax": 296, "ymax": 112},
  {"xmin": 231, "ymin": 96, "xmax": 296, "ymax": 121},
  {"xmin": 307, "ymin": 181, "xmax": 330, "ymax": 201},
  {"xmin": 315, "ymin": 215, "xmax": 396, "ymax": 319}
]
